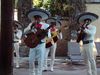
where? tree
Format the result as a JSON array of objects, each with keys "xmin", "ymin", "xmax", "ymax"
[
  {"xmin": 43, "ymin": 0, "xmax": 86, "ymax": 40},
  {"xmin": 66, "ymin": 0, "xmax": 86, "ymax": 40},
  {"xmin": 15, "ymin": 0, "xmax": 86, "ymax": 56},
  {"xmin": 32, "ymin": 0, "xmax": 43, "ymax": 7},
  {"xmin": 17, "ymin": 0, "xmax": 32, "ymax": 29}
]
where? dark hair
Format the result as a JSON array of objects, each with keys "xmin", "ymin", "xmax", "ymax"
[
  {"xmin": 34, "ymin": 15, "xmax": 42, "ymax": 19},
  {"xmin": 84, "ymin": 18, "xmax": 92, "ymax": 22}
]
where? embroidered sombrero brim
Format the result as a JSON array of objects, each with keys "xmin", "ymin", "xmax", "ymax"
[
  {"xmin": 26, "ymin": 8, "xmax": 51, "ymax": 20},
  {"xmin": 46, "ymin": 18, "xmax": 56, "ymax": 25},
  {"xmin": 14, "ymin": 20, "xmax": 23, "ymax": 28},
  {"xmin": 77, "ymin": 12, "xmax": 99, "ymax": 24},
  {"xmin": 46, "ymin": 18, "xmax": 61, "ymax": 26},
  {"xmin": 56, "ymin": 20, "xmax": 62, "ymax": 26}
]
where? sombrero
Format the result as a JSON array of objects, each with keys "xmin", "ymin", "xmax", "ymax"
[
  {"xmin": 77, "ymin": 12, "xmax": 99, "ymax": 24},
  {"xmin": 56, "ymin": 19, "xmax": 62, "ymax": 26},
  {"xmin": 14, "ymin": 20, "xmax": 23, "ymax": 28},
  {"xmin": 26, "ymin": 8, "xmax": 51, "ymax": 20},
  {"xmin": 46, "ymin": 18, "xmax": 62, "ymax": 26}
]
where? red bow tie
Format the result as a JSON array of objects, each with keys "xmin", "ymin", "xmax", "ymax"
[
  {"xmin": 35, "ymin": 24, "xmax": 42, "ymax": 28},
  {"xmin": 82, "ymin": 25, "xmax": 88, "ymax": 29},
  {"xmin": 50, "ymin": 28, "xmax": 56, "ymax": 32}
]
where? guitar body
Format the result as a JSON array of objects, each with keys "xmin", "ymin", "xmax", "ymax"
[
  {"xmin": 46, "ymin": 38, "xmax": 54, "ymax": 48},
  {"xmin": 51, "ymin": 31, "xmax": 59, "ymax": 43},
  {"xmin": 24, "ymin": 23, "xmax": 54, "ymax": 48},
  {"xmin": 77, "ymin": 30, "xmax": 86, "ymax": 43},
  {"xmin": 52, "ymin": 35, "xmax": 59, "ymax": 43},
  {"xmin": 24, "ymin": 32, "xmax": 40, "ymax": 48},
  {"xmin": 46, "ymin": 42, "xmax": 53, "ymax": 48},
  {"xmin": 36, "ymin": 29, "xmax": 47, "ymax": 40}
]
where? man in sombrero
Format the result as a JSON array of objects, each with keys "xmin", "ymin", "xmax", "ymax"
[
  {"xmin": 13, "ymin": 20, "xmax": 22, "ymax": 68},
  {"xmin": 77, "ymin": 12, "xmax": 99, "ymax": 75},
  {"xmin": 43, "ymin": 18, "xmax": 63, "ymax": 72},
  {"xmin": 24, "ymin": 8, "xmax": 51, "ymax": 75}
]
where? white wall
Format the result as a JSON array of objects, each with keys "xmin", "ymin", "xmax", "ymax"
[{"xmin": 86, "ymin": 4, "xmax": 100, "ymax": 41}]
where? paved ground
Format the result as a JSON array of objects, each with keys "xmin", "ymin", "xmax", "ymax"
[{"xmin": 13, "ymin": 57, "xmax": 100, "ymax": 75}]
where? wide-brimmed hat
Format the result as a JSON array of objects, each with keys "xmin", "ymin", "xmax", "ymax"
[
  {"xmin": 56, "ymin": 19, "xmax": 62, "ymax": 26},
  {"xmin": 46, "ymin": 18, "xmax": 62, "ymax": 26},
  {"xmin": 77, "ymin": 12, "xmax": 99, "ymax": 24},
  {"xmin": 26, "ymin": 8, "xmax": 51, "ymax": 20},
  {"xmin": 14, "ymin": 20, "xmax": 23, "ymax": 28}
]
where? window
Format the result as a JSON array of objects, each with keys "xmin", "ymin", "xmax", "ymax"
[{"xmin": 86, "ymin": 0, "xmax": 100, "ymax": 2}]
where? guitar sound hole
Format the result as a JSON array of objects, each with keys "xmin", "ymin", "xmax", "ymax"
[
  {"xmin": 37, "ymin": 34, "xmax": 42, "ymax": 37},
  {"xmin": 32, "ymin": 40, "xmax": 34, "ymax": 43},
  {"xmin": 38, "ymin": 32, "xmax": 46, "ymax": 37}
]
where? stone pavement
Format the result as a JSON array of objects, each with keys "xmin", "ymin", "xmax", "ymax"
[{"xmin": 13, "ymin": 57, "xmax": 100, "ymax": 75}]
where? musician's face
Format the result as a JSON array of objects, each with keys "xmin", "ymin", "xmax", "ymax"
[
  {"xmin": 14, "ymin": 25, "xmax": 18, "ymax": 30},
  {"xmin": 33, "ymin": 15, "xmax": 42, "ymax": 21},
  {"xmin": 84, "ymin": 19, "xmax": 91, "ymax": 24}
]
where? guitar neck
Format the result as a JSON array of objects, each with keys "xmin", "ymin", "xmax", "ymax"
[{"xmin": 45, "ymin": 25, "xmax": 54, "ymax": 31}]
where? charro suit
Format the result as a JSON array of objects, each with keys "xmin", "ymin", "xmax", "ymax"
[
  {"xmin": 43, "ymin": 28, "xmax": 62, "ymax": 71},
  {"xmin": 24, "ymin": 22, "xmax": 51, "ymax": 75},
  {"xmin": 81, "ymin": 24, "xmax": 97, "ymax": 75},
  {"xmin": 14, "ymin": 29, "xmax": 22, "ymax": 68}
]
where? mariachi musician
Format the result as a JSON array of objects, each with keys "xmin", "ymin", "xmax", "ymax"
[
  {"xmin": 43, "ymin": 18, "xmax": 63, "ymax": 71},
  {"xmin": 13, "ymin": 21, "xmax": 22, "ymax": 68},
  {"xmin": 77, "ymin": 12, "xmax": 99, "ymax": 75},
  {"xmin": 24, "ymin": 8, "xmax": 51, "ymax": 75}
]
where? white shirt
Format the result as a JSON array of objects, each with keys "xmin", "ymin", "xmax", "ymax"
[
  {"xmin": 14, "ymin": 29, "xmax": 22, "ymax": 41},
  {"xmin": 24, "ymin": 22, "xmax": 51, "ymax": 42},
  {"xmin": 83, "ymin": 24, "xmax": 96, "ymax": 41}
]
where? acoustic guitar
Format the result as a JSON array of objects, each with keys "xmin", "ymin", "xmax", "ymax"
[
  {"xmin": 51, "ymin": 31, "xmax": 59, "ymax": 43},
  {"xmin": 76, "ymin": 24, "xmax": 87, "ymax": 43},
  {"xmin": 45, "ymin": 31, "xmax": 59, "ymax": 48},
  {"xmin": 24, "ymin": 23, "xmax": 55, "ymax": 48},
  {"xmin": 45, "ymin": 38, "xmax": 54, "ymax": 48},
  {"xmin": 77, "ymin": 29, "xmax": 87, "ymax": 43},
  {"xmin": 24, "ymin": 32, "xmax": 40, "ymax": 48}
]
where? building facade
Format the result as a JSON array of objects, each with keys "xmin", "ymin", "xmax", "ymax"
[{"xmin": 86, "ymin": 0, "xmax": 100, "ymax": 42}]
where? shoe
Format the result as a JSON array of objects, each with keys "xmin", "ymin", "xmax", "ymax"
[
  {"xmin": 50, "ymin": 67, "xmax": 53, "ymax": 72},
  {"xmin": 16, "ymin": 65, "xmax": 19, "ymax": 68},
  {"xmin": 43, "ymin": 67, "xmax": 48, "ymax": 71},
  {"xmin": 43, "ymin": 70, "xmax": 48, "ymax": 72}
]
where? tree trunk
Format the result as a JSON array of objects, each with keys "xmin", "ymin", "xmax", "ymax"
[
  {"xmin": 0, "ymin": 0, "xmax": 13, "ymax": 75},
  {"xmin": 18, "ymin": 0, "xmax": 32, "ymax": 29}
]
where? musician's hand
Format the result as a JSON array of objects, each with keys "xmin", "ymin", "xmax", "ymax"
[
  {"xmin": 45, "ymin": 30, "xmax": 48, "ymax": 33},
  {"xmin": 81, "ymin": 26, "xmax": 85, "ymax": 30}
]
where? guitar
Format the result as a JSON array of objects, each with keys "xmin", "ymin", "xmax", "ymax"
[
  {"xmin": 76, "ymin": 30, "xmax": 86, "ymax": 43},
  {"xmin": 24, "ymin": 32, "xmax": 40, "ymax": 48},
  {"xmin": 51, "ymin": 31, "xmax": 59, "ymax": 43},
  {"xmin": 24, "ymin": 22, "xmax": 55, "ymax": 48},
  {"xmin": 76, "ymin": 24, "xmax": 87, "ymax": 43},
  {"xmin": 45, "ymin": 30, "xmax": 60, "ymax": 48},
  {"xmin": 45, "ymin": 38, "xmax": 54, "ymax": 48},
  {"xmin": 45, "ymin": 25, "xmax": 64, "ymax": 48}
]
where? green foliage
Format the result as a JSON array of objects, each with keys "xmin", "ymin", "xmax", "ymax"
[
  {"xmin": 42, "ymin": 0, "xmax": 73, "ymax": 17},
  {"xmin": 32, "ymin": 0, "xmax": 86, "ymax": 18},
  {"xmin": 32, "ymin": 0, "xmax": 42, "ymax": 7},
  {"xmin": 14, "ymin": 0, "xmax": 19, "ymax": 8}
]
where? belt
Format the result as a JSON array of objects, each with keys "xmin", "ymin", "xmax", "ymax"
[
  {"xmin": 83, "ymin": 40, "xmax": 93, "ymax": 44},
  {"xmin": 13, "ymin": 41, "xmax": 19, "ymax": 43}
]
